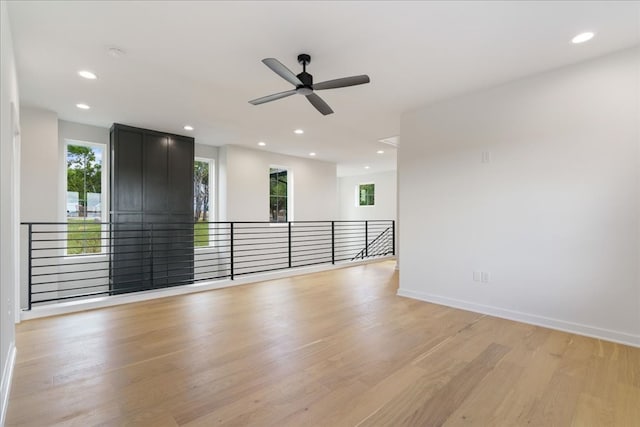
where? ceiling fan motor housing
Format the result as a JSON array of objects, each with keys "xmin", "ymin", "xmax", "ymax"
[
  {"xmin": 296, "ymin": 71, "xmax": 313, "ymax": 87},
  {"xmin": 296, "ymin": 53, "xmax": 313, "ymax": 94}
]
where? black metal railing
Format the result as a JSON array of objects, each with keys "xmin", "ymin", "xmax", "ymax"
[
  {"xmin": 351, "ymin": 225, "xmax": 393, "ymax": 261},
  {"xmin": 22, "ymin": 220, "xmax": 395, "ymax": 309}
]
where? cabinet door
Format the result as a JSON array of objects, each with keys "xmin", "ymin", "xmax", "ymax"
[
  {"xmin": 142, "ymin": 214, "xmax": 169, "ymax": 287},
  {"xmin": 168, "ymin": 136, "xmax": 194, "ymax": 215},
  {"xmin": 143, "ymin": 133, "xmax": 168, "ymax": 213},
  {"xmin": 110, "ymin": 213, "xmax": 150, "ymax": 294},
  {"xmin": 113, "ymin": 129, "xmax": 143, "ymax": 212},
  {"xmin": 166, "ymin": 213, "xmax": 194, "ymax": 287}
]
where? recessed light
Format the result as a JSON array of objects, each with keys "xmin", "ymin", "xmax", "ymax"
[
  {"xmin": 572, "ymin": 32, "xmax": 595, "ymax": 44},
  {"xmin": 309, "ymin": 152, "xmax": 316, "ymax": 156},
  {"xmin": 76, "ymin": 103, "xmax": 90, "ymax": 110},
  {"xmin": 183, "ymin": 125, "xmax": 194, "ymax": 131},
  {"xmin": 364, "ymin": 166, "xmax": 370, "ymax": 169},
  {"xmin": 377, "ymin": 150, "xmax": 384, "ymax": 154},
  {"xmin": 258, "ymin": 141, "xmax": 266, "ymax": 146},
  {"xmin": 294, "ymin": 129, "xmax": 304, "ymax": 135},
  {"xmin": 78, "ymin": 70, "xmax": 97, "ymax": 80}
]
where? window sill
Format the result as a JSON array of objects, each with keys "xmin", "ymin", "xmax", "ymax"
[
  {"xmin": 61, "ymin": 253, "xmax": 109, "ymax": 263},
  {"xmin": 195, "ymin": 246, "xmax": 218, "ymax": 255}
]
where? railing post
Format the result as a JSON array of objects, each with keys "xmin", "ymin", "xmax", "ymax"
[
  {"xmin": 392, "ymin": 220, "xmax": 395, "ymax": 256},
  {"xmin": 365, "ymin": 220, "xmax": 369, "ymax": 258},
  {"xmin": 149, "ymin": 223, "xmax": 154, "ymax": 290},
  {"xmin": 27, "ymin": 223, "xmax": 33, "ymax": 311},
  {"xmin": 230, "ymin": 222, "xmax": 234, "ymax": 280},
  {"xmin": 331, "ymin": 221, "xmax": 335, "ymax": 265},
  {"xmin": 288, "ymin": 222, "xmax": 292, "ymax": 269}
]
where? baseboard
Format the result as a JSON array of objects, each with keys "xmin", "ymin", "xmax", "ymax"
[
  {"xmin": 21, "ymin": 256, "xmax": 396, "ymax": 321},
  {"xmin": 397, "ymin": 288, "xmax": 640, "ymax": 348},
  {"xmin": 1, "ymin": 343, "xmax": 16, "ymax": 427}
]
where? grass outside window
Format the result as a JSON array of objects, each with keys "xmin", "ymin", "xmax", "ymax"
[
  {"xmin": 67, "ymin": 220, "xmax": 211, "ymax": 254},
  {"xmin": 194, "ymin": 221, "xmax": 210, "ymax": 247},
  {"xmin": 67, "ymin": 219, "xmax": 102, "ymax": 255}
]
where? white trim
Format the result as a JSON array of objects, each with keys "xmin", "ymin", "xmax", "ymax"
[
  {"xmin": 22, "ymin": 256, "xmax": 395, "ymax": 320},
  {"xmin": 194, "ymin": 156, "xmax": 215, "ymax": 220},
  {"xmin": 64, "ymin": 139, "xmax": 108, "ymax": 222},
  {"xmin": 64, "ymin": 139, "xmax": 108, "ymax": 259},
  {"xmin": 268, "ymin": 223, "xmax": 288, "ymax": 228},
  {"xmin": 397, "ymin": 288, "xmax": 640, "ymax": 348},
  {"xmin": 59, "ymin": 253, "xmax": 108, "ymax": 264},
  {"xmin": 194, "ymin": 246, "xmax": 218, "ymax": 255},
  {"xmin": 12, "ymin": 102, "xmax": 21, "ymax": 324},
  {"xmin": 1, "ymin": 343, "xmax": 16, "ymax": 427}
]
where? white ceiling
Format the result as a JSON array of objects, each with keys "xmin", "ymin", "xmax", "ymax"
[{"xmin": 7, "ymin": 1, "xmax": 640, "ymax": 176}]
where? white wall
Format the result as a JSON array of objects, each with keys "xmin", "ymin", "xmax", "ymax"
[
  {"xmin": 58, "ymin": 120, "xmax": 109, "ymax": 146},
  {"xmin": 0, "ymin": 2, "xmax": 20, "ymax": 423},
  {"xmin": 195, "ymin": 143, "xmax": 218, "ymax": 160},
  {"xmin": 21, "ymin": 116, "xmax": 109, "ymax": 223},
  {"xmin": 338, "ymin": 170, "xmax": 396, "ymax": 221},
  {"xmin": 399, "ymin": 47, "xmax": 640, "ymax": 346},
  {"xmin": 20, "ymin": 110, "xmax": 62, "ymax": 309},
  {"xmin": 18, "ymin": 118, "xmax": 111, "ymax": 309},
  {"xmin": 220, "ymin": 145, "xmax": 337, "ymax": 221},
  {"xmin": 20, "ymin": 107, "xmax": 59, "ymax": 222}
]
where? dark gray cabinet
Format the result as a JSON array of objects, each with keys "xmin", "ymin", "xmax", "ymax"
[{"xmin": 110, "ymin": 124, "xmax": 194, "ymax": 294}]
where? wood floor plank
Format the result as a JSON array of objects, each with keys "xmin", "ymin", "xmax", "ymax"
[
  {"xmin": 442, "ymin": 360, "xmax": 525, "ymax": 426},
  {"xmin": 5, "ymin": 260, "xmax": 640, "ymax": 426},
  {"xmin": 571, "ymin": 393, "xmax": 614, "ymax": 427},
  {"xmin": 614, "ymin": 383, "xmax": 640, "ymax": 426},
  {"xmin": 356, "ymin": 342, "xmax": 508, "ymax": 426},
  {"xmin": 322, "ymin": 364, "xmax": 433, "ymax": 427}
]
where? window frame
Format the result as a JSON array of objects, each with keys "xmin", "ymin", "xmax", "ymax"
[
  {"xmin": 269, "ymin": 165, "xmax": 292, "ymax": 223},
  {"xmin": 63, "ymin": 139, "xmax": 108, "ymax": 256},
  {"xmin": 356, "ymin": 182, "xmax": 375, "ymax": 207},
  {"xmin": 194, "ymin": 157, "xmax": 216, "ymax": 249}
]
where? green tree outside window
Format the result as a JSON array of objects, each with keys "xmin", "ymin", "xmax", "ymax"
[{"xmin": 359, "ymin": 183, "xmax": 375, "ymax": 206}]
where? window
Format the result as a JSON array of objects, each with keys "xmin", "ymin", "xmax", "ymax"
[
  {"xmin": 358, "ymin": 183, "xmax": 375, "ymax": 206},
  {"xmin": 65, "ymin": 141, "xmax": 106, "ymax": 254},
  {"xmin": 194, "ymin": 158, "xmax": 214, "ymax": 247},
  {"xmin": 270, "ymin": 168, "xmax": 288, "ymax": 222}
]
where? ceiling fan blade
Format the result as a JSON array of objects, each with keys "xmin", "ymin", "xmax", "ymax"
[
  {"xmin": 306, "ymin": 93, "xmax": 334, "ymax": 115},
  {"xmin": 249, "ymin": 89, "xmax": 297, "ymax": 105},
  {"xmin": 262, "ymin": 58, "xmax": 303, "ymax": 86},
  {"xmin": 313, "ymin": 75, "xmax": 370, "ymax": 91}
]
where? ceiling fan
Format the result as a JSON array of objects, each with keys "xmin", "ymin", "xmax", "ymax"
[{"xmin": 249, "ymin": 54, "xmax": 370, "ymax": 116}]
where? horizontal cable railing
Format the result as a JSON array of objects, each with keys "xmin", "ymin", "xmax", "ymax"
[{"xmin": 22, "ymin": 220, "xmax": 395, "ymax": 309}]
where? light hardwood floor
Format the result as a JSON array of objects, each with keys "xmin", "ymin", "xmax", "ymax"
[{"xmin": 6, "ymin": 260, "xmax": 640, "ymax": 426}]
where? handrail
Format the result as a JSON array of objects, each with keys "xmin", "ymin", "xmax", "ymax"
[
  {"xmin": 351, "ymin": 226, "xmax": 393, "ymax": 261},
  {"xmin": 21, "ymin": 219, "xmax": 395, "ymax": 309}
]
